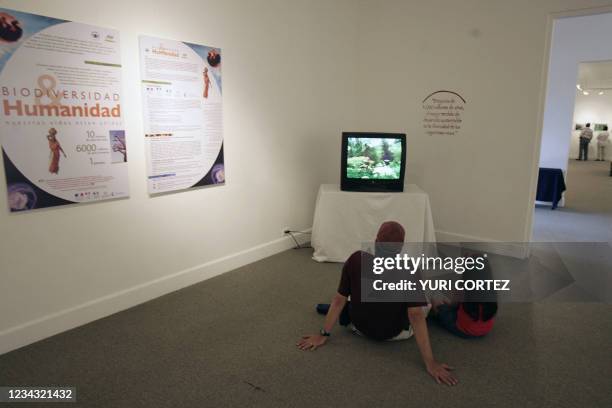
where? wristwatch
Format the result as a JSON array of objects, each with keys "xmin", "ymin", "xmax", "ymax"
[{"xmin": 320, "ymin": 328, "xmax": 331, "ymax": 337}]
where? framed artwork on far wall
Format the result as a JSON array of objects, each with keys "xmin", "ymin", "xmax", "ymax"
[
  {"xmin": 575, "ymin": 123, "xmax": 584, "ymax": 130},
  {"xmin": 594, "ymin": 123, "xmax": 608, "ymax": 131}
]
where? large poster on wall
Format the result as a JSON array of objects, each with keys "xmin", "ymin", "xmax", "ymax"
[
  {"xmin": 139, "ymin": 35, "xmax": 224, "ymax": 194},
  {"xmin": 0, "ymin": 8, "xmax": 129, "ymax": 212}
]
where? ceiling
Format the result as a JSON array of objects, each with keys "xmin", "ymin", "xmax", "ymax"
[{"xmin": 577, "ymin": 61, "xmax": 612, "ymax": 90}]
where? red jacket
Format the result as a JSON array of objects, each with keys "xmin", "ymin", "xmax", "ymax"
[{"xmin": 456, "ymin": 303, "xmax": 494, "ymax": 336}]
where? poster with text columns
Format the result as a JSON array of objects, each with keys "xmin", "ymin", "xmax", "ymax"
[{"xmin": 139, "ymin": 35, "xmax": 224, "ymax": 194}]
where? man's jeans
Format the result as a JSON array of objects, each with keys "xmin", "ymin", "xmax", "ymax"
[{"xmin": 579, "ymin": 140, "xmax": 590, "ymax": 160}]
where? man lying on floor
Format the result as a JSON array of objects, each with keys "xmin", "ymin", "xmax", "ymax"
[{"xmin": 297, "ymin": 221, "xmax": 458, "ymax": 386}]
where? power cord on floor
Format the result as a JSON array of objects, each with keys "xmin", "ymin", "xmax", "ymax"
[{"xmin": 283, "ymin": 230, "xmax": 312, "ymax": 249}]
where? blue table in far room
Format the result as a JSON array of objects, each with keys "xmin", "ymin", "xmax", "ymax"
[{"xmin": 536, "ymin": 168, "xmax": 566, "ymax": 210}]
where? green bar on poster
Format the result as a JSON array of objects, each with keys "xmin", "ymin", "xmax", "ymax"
[
  {"xmin": 141, "ymin": 80, "xmax": 172, "ymax": 85},
  {"xmin": 84, "ymin": 60, "xmax": 122, "ymax": 67}
]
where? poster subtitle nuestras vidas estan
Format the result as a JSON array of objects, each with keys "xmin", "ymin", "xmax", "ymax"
[
  {"xmin": 139, "ymin": 35, "xmax": 224, "ymax": 194},
  {"xmin": 0, "ymin": 8, "xmax": 129, "ymax": 212}
]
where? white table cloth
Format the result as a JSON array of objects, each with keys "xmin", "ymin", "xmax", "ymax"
[{"xmin": 311, "ymin": 184, "xmax": 436, "ymax": 262}]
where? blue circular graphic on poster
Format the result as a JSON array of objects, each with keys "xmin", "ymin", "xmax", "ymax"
[
  {"xmin": 7, "ymin": 182, "xmax": 37, "ymax": 211},
  {"xmin": 211, "ymin": 164, "xmax": 225, "ymax": 184}
]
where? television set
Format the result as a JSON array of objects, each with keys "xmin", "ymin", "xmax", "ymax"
[{"xmin": 341, "ymin": 132, "xmax": 406, "ymax": 192}]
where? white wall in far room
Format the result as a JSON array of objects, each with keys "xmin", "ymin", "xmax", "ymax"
[
  {"xmin": 0, "ymin": 0, "xmax": 359, "ymax": 354},
  {"xmin": 571, "ymin": 92, "xmax": 612, "ymax": 160},
  {"xmin": 539, "ymin": 12, "xmax": 612, "ymax": 171}
]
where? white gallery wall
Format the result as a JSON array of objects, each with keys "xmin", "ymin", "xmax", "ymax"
[
  {"xmin": 0, "ymin": 0, "xmax": 358, "ymax": 353},
  {"xmin": 351, "ymin": 0, "xmax": 612, "ymax": 243},
  {"xmin": 571, "ymin": 92, "xmax": 612, "ymax": 160}
]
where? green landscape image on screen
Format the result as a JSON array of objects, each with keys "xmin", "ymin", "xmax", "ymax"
[{"xmin": 346, "ymin": 137, "xmax": 402, "ymax": 179}]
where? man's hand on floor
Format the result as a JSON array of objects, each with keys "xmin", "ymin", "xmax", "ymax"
[
  {"xmin": 297, "ymin": 334, "xmax": 327, "ymax": 351},
  {"xmin": 426, "ymin": 361, "xmax": 458, "ymax": 386}
]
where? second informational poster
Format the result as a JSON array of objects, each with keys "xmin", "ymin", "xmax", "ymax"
[
  {"xmin": 0, "ymin": 8, "xmax": 129, "ymax": 212},
  {"xmin": 139, "ymin": 35, "xmax": 224, "ymax": 194}
]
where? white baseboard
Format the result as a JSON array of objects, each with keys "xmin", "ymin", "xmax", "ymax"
[
  {"xmin": 435, "ymin": 230, "xmax": 529, "ymax": 259},
  {"xmin": 0, "ymin": 230, "xmax": 311, "ymax": 356}
]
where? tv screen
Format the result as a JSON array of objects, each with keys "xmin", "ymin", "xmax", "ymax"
[{"xmin": 341, "ymin": 132, "xmax": 406, "ymax": 192}]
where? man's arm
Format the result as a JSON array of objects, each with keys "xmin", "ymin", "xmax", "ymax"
[
  {"xmin": 297, "ymin": 292, "xmax": 347, "ymax": 351},
  {"xmin": 408, "ymin": 306, "xmax": 458, "ymax": 386}
]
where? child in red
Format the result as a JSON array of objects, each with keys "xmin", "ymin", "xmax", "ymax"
[
  {"xmin": 432, "ymin": 300, "xmax": 496, "ymax": 338},
  {"xmin": 431, "ymin": 251, "xmax": 497, "ymax": 338}
]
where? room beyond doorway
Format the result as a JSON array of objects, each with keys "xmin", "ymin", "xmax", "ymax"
[
  {"xmin": 533, "ymin": 13, "xmax": 612, "ymax": 244},
  {"xmin": 534, "ymin": 61, "xmax": 612, "ymax": 243}
]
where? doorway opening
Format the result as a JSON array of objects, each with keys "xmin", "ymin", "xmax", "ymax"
[{"xmin": 533, "ymin": 14, "xmax": 612, "ymax": 244}]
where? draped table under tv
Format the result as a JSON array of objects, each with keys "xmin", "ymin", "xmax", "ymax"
[{"xmin": 311, "ymin": 184, "xmax": 436, "ymax": 262}]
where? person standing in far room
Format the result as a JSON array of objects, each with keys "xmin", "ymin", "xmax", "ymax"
[
  {"xmin": 596, "ymin": 125, "xmax": 609, "ymax": 161},
  {"xmin": 578, "ymin": 123, "xmax": 593, "ymax": 161}
]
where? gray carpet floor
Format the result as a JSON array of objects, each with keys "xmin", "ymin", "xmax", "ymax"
[
  {"xmin": 1, "ymin": 247, "xmax": 611, "ymax": 407},
  {"xmin": 1, "ymin": 160, "xmax": 611, "ymax": 407},
  {"xmin": 533, "ymin": 159, "xmax": 612, "ymax": 243},
  {"xmin": 530, "ymin": 160, "xmax": 612, "ymax": 303}
]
